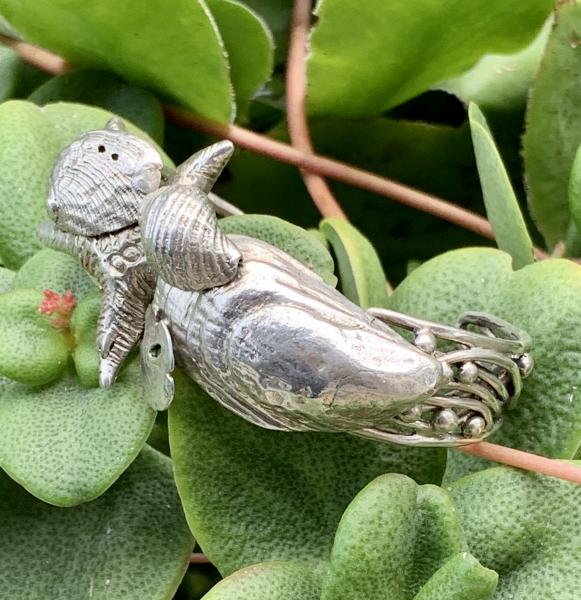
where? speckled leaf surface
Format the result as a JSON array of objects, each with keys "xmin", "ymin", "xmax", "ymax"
[
  {"xmin": 168, "ymin": 372, "xmax": 445, "ymax": 576},
  {"xmin": 0, "ymin": 100, "xmax": 170, "ymax": 269},
  {"xmin": 320, "ymin": 217, "xmax": 389, "ymax": 307},
  {"xmin": 468, "ymin": 103, "xmax": 533, "ymax": 269},
  {"xmin": 0, "ymin": 362, "xmax": 155, "ymax": 505},
  {"xmin": 0, "ymin": 0, "xmax": 234, "ymax": 122},
  {"xmin": 12, "ymin": 248, "xmax": 96, "ymax": 300},
  {"xmin": 307, "ymin": 0, "xmax": 553, "ymax": 118},
  {"xmin": 201, "ymin": 475, "xmax": 496, "ymax": 600},
  {"xmin": 0, "ymin": 288, "xmax": 69, "ymax": 385},
  {"xmin": 390, "ymin": 248, "xmax": 581, "ymax": 480},
  {"xmin": 29, "ymin": 69, "xmax": 165, "ymax": 143},
  {"xmin": 204, "ymin": 561, "xmax": 323, "ymax": 599},
  {"xmin": 450, "ymin": 466, "xmax": 581, "ymax": 599},
  {"xmin": 70, "ymin": 291, "xmax": 101, "ymax": 388},
  {"xmin": 220, "ymin": 214, "xmax": 337, "ymax": 286},
  {"xmin": 0, "ymin": 446, "xmax": 194, "ymax": 599},
  {"xmin": 207, "ymin": 0, "xmax": 273, "ymax": 121},
  {"xmin": 523, "ymin": 2, "xmax": 581, "ymax": 246},
  {"xmin": 0, "ymin": 266, "xmax": 14, "ymax": 293}
]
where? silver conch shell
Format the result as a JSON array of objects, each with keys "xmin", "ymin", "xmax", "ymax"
[
  {"xmin": 139, "ymin": 142, "xmax": 241, "ymax": 291},
  {"xmin": 47, "ymin": 117, "xmax": 163, "ymax": 236}
]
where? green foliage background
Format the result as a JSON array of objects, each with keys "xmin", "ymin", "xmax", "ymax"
[{"xmin": 0, "ymin": 1, "xmax": 580, "ymax": 599}]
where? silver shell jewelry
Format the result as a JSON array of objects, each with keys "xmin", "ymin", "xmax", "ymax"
[{"xmin": 39, "ymin": 120, "xmax": 533, "ymax": 447}]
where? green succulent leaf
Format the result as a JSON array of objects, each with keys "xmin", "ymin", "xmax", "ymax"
[
  {"xmin": 320, "ymin": 217, "xmax": 389, "ymax": 308},
  {"xmin": 70, "ymin": 290, "xmax": 101, "ymax": 388},
  {"xmin": 568, "ymin": 143, "xmax": 581, "ymax": 240},
  {"xmin": 307, "ymin": 0, "xmax": 553, "ymax": 118},
  {"xmin": 450, "ymin": 466, "xmax": 581, "ymax": 599},
  {"xmin": 204, "ymin": 561, "xmax": 323, "ymax": 600},
  {"xmin": 0, "ymin": 266, "xmax": 14, "ymax": 293},
  {"xmin": 440, "ymin": 18, "xmax": 551, "ymax": 113},
  {"xmin": 0, "ymin": 361, "xmax": 155, "ymax": 505},
  {"xmin": 390, "ymin": 248, "xmax": 581, "ymax": 480},
  {"xmin": 29, "ymin": 70, "xmax": 165, "ymax": 143},
  {"xmin": 320, "ymin": 475, "xmax": 468, "ymax": 600},
  {"xmin": 468, "ymin": 103, "xmax": 533, "ymax": 269},
  {"xmin": 0, "ymin": 445, "xmax": 194, "ymax": 599},
  {"xmin": 0, "ymin": 288, "xmax": 69, "ymax": 385},
  {"xmin": 0, "ymin": 99, "xmax": 170, "ymax": 269},
  {"xmin": 412, "ymin": 553, "xmax": 497, "ymax": 600},
  {"xmin": 12, "ymin": 248, "xmax": 96, "ymax": 300},
  {"xmin": 206, "ymin": 0, "xmax": 274, "ymax": 122},
  {"xmin": 0, "ymin": 0, "xmax": 234, "ymax": 122},
  {"xmin": 168, "ymin": 372, "xmax": 445, "ymax": 576},
  {"xmin": 219, "ymin": 214, "xmax": 337, "ymax": 286},
  {"xmin": 523, "ymin": 1, "xmax": 581, "ymax": 246}
]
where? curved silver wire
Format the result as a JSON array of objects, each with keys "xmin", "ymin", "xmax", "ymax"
[{"xmin": 366, "ymin": 307, "xmax": 533, "ymax": 446}]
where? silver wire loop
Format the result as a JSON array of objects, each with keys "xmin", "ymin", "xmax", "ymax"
[{"xmin": 363, "ymin": 308, "xmax": 533, "ymax": 446}]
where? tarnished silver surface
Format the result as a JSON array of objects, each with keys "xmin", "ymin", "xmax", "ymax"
[
  {"xmin": 41, "ymin": 120, "xmax": 534, "ymax": 446},
  {"xmin": 48, "ymin": 118, "xmax": 163, "ymax": 237},
  {"xmin": 141, "ymin": 305, "xmax": 175, "ymax": 410},
  {"xmin": 139, "ymin": 141, "xmax": 241, "ymax": 291}
]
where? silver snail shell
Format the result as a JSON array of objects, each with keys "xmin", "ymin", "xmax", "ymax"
[
  {"xmin": 47, "ymin": 118, "xmax": 163, "ymax": 237},
  {"xmin": 139, "ymin": 141, "xmax": 241, "ymax": 291}
]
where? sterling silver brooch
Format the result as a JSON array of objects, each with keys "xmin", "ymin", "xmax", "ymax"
[{"xmin": 39, "ymin": 119, "xmax": 533, "ymax": 447}]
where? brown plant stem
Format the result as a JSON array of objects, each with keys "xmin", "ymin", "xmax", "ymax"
[
  {"xmin": 0, "ymin": 34, "xmax": 70, "ymax": 74},
  {"xmin": 458, "ymin": 441, "xmax": 581, "ymax": 484},
  {"xmin": 189, "ymin": 553, "xmax": 211, "ymax": 564},
  {"xmin": 286, "ymin": 0, "xmax": 346, "ymax": 219}
]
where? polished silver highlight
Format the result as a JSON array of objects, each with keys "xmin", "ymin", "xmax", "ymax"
[
  {"xmin": 47, "ymin": 118, "xmax": 163, "ymax": 237},
  {"xmin": 41, "ymin": 121, "xmax": 534, "ymax": 446},
  {"xmin": 139, "ymin": 141, "xmax": 241, "ymax": 291}
]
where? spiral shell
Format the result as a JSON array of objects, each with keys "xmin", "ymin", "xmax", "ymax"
[
  {"xmin": 139, "ymin": 140, "xmax": 241, "ymax": 291},
  {"xmin": 140, "ymin": 185, "xmax": 241, "ymax": 290},
  {"xmin": 47, "ymin": 118, "xmax": 163, "ymax": 237}
]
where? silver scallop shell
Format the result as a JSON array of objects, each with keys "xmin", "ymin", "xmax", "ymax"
[
  {"xmin": 139, "ymin": 141, "xmax": 241, "ymax": 291},
  {"xmin": 47, "ymin": 118, "xmax": 163, "ymax": 237}
]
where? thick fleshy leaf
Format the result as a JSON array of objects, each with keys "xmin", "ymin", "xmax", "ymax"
[
  {"xmin": 0, "ymin": 445, "xmax": 194, "ymax": 599},
  {"xmin": 468, "ymin": 103, "xmax": 533, "ymax": 269},
  {"xmin": 440, "ymin": 18, "xmax": 551, "ymax": 112},
  {"xmin": 413, "ymin": 553, "xmax": 497, "ymax": 600},
  {"xmin": 70, "ymin": 290, "xmax": 101, "ymax": 388},
  {"xmin": 168, "ymin": 372, "xmax": 446, "ymax": 576},
  {"xmin": 0, "ymin": 362, "xmax": 155, "ymax": 505},
  {"xmin": 320, "ymin": 217, "xmax": 389, "ymax": 307},
  {"xmin": 213, "ymin": 118, "xmax": 484, "ymax": 282},
  {"xmin": 307, "ymin": 0, "xmax": 552, "ymax": 118},
  {"xmin": 219, "ymin": 214, "xmax": 337, "ymax": 286},
  {"xmin": 29, "ymin": 69, "xmax": 165, "ymax": 142},
  {"xmin": 450, "ymin": 466, "xmax": 581, "ymax": 599},
  {"xmin": 207, "ymin": 0, "xmax": 273, "ymax": 121},
  {"xmin": 0, "ymin": 288, "xmax": 69, "ymax": 385},
  {"xmin": 0, "ymin": 100, "xmax": 170, "ymax": 269},
  {"xmin": 12, "ymin": 248, "xmax": 96, "ymax": 300},
  {"xmin": 321, "ymin": 475, "xmax": 468, "ymax": 600},
  {"xmin": 0, "ymin": 266, "xmax": 14, "ymax": 293},
  {"xmin": 0, "ymin": 0, "xmax": 234, "ymax": 122},
  {"xmin": 0, "ymin": 45, "xmax": 47, "ymax": 101},
  {"xmin": 569, "ymin": 144, "xmax": 581, "ymax": 239},
  {"xmin": 523, "ymin": 2, "xmax": 581, "ymax": 246},
  {"xmin": 204, "ymin": 562, "xmax": 323, "ymax": 600},
  {"xmin": 390, "ymin": 249, "xmax": 581, "ymax": 480}
]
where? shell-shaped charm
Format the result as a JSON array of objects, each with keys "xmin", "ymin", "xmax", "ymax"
[
  {"xmin": 140, "ymin": 141, "xmax": 241, "ymax": 291},
  {"xmin": 47, "ymin": 118, "xmax": 163, "ymax": 236}
]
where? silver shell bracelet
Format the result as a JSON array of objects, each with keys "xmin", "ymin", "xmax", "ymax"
[{"xmin": 38, "ymin": 118, "xmax": 533, "ymax": 447}]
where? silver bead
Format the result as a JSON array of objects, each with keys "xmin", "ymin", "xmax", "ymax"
[
  {"xmin": 463, "ymin": 415, "xmax": 486, "ymax": 438},
  {"xmin": 414, "ymin": 328, "xmax": 437, "ymax": 354},
  {"xmin": 458, "ymin": 361, "xmax": 479, "ymax": 384},
  {"xmin": 432, "ymin": 408, "xmax": 459, "ymax": 432},
  {"xmin": 517, "ymin": 353, "xmax": 534, "ymax": 378}
]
